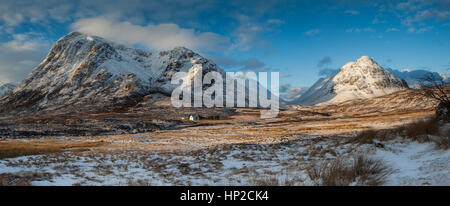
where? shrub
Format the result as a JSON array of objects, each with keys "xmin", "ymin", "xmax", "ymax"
[
  {"xmin": 433, "ymin": 136, "xmax": 450, "ymax": 150},
  {"xmin": 307, "ymin": 155, "xmax": 394, "ymax": 186},
  {"xmin": 403, "ymin": 117, "xmax": 440, "ymax": 141},
  {"xmin": 349, "ymin": 116, "xmax": 448, "ymax": 150}
]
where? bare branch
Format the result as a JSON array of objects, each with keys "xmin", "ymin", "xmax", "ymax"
[{"xmin": 418, "ymin": 72, "xmax": 449, "ymax": 102}]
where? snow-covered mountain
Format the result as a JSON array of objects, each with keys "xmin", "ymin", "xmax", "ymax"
[
  {"xmin": 0, "ymin": 32, "xmax": 223, "ymax": 112},
  {"xmin": 279, "ymin": 84, "xmax": 309, "ymax": 102},
  {"xmin": 292, "ymin": 56, "xmax": 409, "ymax": 106},
  {"xmin": 0, "ymin": 83, "xmax": 16, "ymax": 98},
  {"xmin": 387, "ymin": 68, "xmax": 449, "ymax": 89}
]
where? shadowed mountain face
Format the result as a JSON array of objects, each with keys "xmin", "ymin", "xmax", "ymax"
[
  {"xmin": 0, "ymin": 32, "xmax": 223, "ymax": 113},
  {"xmin": 292, "ymin": 56, "xmax": 409, "ymax": 106}
]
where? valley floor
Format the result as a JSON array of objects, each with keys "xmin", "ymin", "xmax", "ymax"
[{"xmin": 0, "ymin": 108, "xmax": 448, "ymax": 186}]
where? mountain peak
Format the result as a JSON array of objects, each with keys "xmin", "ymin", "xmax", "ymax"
[
  {"xmin": 172, "ymin": 46, "xmax": 193, "ymax": 52},
  {"xmin": 353, "ymin": 55, "xmax": 378, "ymax": 67},
  {"xmin": 293, "ymin": 56, "xmax": 409, "ymax": 106},
  {"xmin": 357, "ymin": 55, "xmax": 373, "ymax": 62},
  {"xmin": 57, "ymin": 31, "xmax": 104, "ymax": 44}
]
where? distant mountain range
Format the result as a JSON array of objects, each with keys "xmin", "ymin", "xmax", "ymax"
[
  {"xmin": 279, "ymin": 84, "xmax": 309, "ymax": 102},
  {"xmin": 1, "ymin": 32, "xmax": 446, "ymax": 111},
  {"xmin": 386, "ymin": 68, "xmax": 449, "ymax": 89}
]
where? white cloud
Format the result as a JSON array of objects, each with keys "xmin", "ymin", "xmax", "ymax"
[
  {"xmin": 395, "ymin": 1, "xmax": 450, "ymax": 29},
  {"xmin": 229, "ymin": 15, "xmax": 265, "ymax": 51},
  {"xmin": 0, "ymin": 32, "xmax": 52, "ymax": 83},
  {"xmin": 304, "ymin": 29, "xmax": 320, "ymax": 36},
  {"xmin": 1, "ymin": 33, "xmax": 51, "ymax": 51},
  {"xmin": 0, "ymin": 47, "xmax": 46, "ymax": 83},
  {"xmin": 71, "ymin": 17, "xmax": 229, "ymax": 51}
]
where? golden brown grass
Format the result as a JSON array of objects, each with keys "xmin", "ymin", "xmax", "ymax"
[{"xmin": 0, "ymin": 139, "xmax": 106, "ymax": 159}]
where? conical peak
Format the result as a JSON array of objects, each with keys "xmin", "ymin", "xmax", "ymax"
[{"xmin": 356, "ymin": 56, "xmax": 377, "ymax": 65}]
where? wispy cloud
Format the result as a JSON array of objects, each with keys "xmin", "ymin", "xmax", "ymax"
[
  {"xmin": 407, "ymin": 26, "xmax": 434, "ymax": 33},
  {"xmin": 266, "ymin": 18, "xmax": 285, "ymax": 25},
  {"xmin": 304, "ymin": 29, "xmax": 320, "ymax": 36},
  {"xmin": 346, "ymin": 27, "xmax": 375, "ymax": 33},
  {"xmin": 394, "ymin": 0, "xmax": 450, "ymax": 33},
  {"xmin": 346, "ymin": 28, "xmax": 360, "ymax": 33},
  {"xmin": 386, "ymin": 28, "xmax": 400, "ymax": 32}
]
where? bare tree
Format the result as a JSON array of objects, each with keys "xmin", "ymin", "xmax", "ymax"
[
  {"xmin": 419, "ymin": 73, "xmax": 449, "ymax": 102},
  {"xmin": 419, "ymin": 72, "xmax": 449, "ymax": 121}
]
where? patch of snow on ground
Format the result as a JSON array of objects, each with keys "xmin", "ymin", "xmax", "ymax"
[{"xmin": 372, "ymin": 139, "xmax": 450, "ymax": 186}]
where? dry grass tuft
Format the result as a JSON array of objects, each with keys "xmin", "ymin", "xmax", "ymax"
[
  {"xmin": 433, "ymin": 136, "xmax": 450, "ymax": 150},
  {"xmin": 348, "ymin": 116, "xmax": 448, "ymax": 150},
  {"xmin": 125, "ymin": 179, "xmax": 152, "ymax": 186},
  {"xmin": 307, "ymin": 155, "xmax": 394, "ymax": 186},
  {"xmin": 250, "ymin": 174, "xmax": 295, "ymax": 186},
  {"xmin": 0, "ymin": 172, "xmax": 53, "ymax": 186},
  {"xmin": 403, "ymin": 117, "xmax": 441, "ymax": 141}
]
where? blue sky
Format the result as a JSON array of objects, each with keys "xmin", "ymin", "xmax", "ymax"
[{"xmin": 0, "ymin": 0, "xmax": 449, "ymax": 87}]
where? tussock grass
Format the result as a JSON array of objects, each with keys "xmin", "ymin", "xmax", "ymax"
[
  {"xmin": 349, "ymin": 116, "xmax": 449, "ymax": 150},
  {"xmin": 307, "ymin": 155, "xmax": 394, "ymax": 186}
]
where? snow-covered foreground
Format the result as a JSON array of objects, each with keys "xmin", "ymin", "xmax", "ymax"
[
  {"xmin": 0, "ymin": 135, "xmax": 448, "ymax": 186},
  {"xmin": 372, "ymin": 139, "xmax": 450, "ymax": 186}
]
